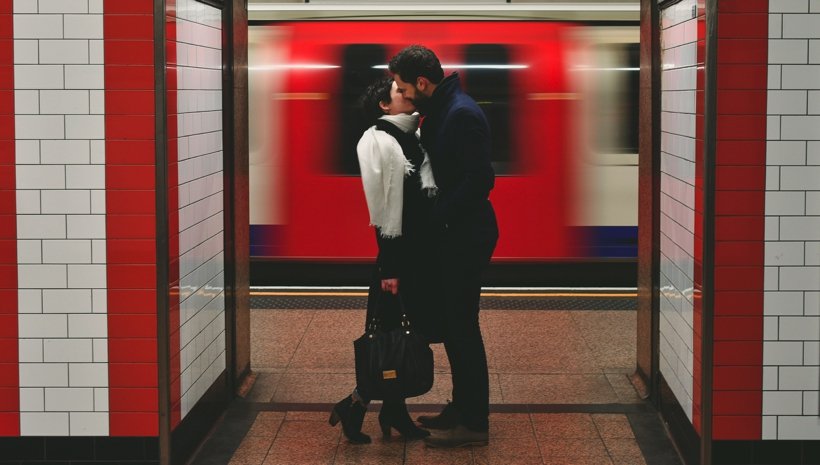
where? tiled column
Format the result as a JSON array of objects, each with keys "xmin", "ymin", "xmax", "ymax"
[
  {"xmin": 14, "ymin": 0, "xmax": 109, "ymax": 436},
  {"xmin": 763, "ymin": 0, "xmax": 820, "ymax": 441},
  {"xmin": 0, "ymin": 0, "xmax": 19, "ymax": 437}
]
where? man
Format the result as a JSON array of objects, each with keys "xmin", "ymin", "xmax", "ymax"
[{"xmin": 388, "ymin": 45, "xmax": 499, "ymax": 448}]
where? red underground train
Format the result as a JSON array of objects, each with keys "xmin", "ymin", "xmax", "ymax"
[{"xmin": 248, "ymin": 19, "xmax": 639, "ymax": 285}]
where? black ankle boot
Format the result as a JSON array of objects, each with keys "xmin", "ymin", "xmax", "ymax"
[
  {"xmin": 329, "ymin": 394, "xmax": 371, "ymax": 444},
  {"xmin": 378, "ymin": 399, "xmax": 430, "ymax": 440}
]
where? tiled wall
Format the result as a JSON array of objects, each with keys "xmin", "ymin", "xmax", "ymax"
[
  {"xmin": 658, "ymin": 0, "xmax": 699, "ymax": 427},
  {"xmin": 763, "ymin": 0, "xmax": 820, "ymax": 441},
  {"xmin": 13, "ymin": 0, "xmax": 110, "ymax": 436},
  {"xmin": 169, "ymin": 0, "xmax": 226, "ymax": 422}
]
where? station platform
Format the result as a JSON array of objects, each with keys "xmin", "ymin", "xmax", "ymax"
[{"xmin": 190, "ymin": 289, "xmax": 682, "ymax": 465}]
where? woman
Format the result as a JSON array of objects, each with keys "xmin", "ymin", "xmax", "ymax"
[{"xmin": 328, "ymin": 77, "xmax": 438, "ymax": 444}]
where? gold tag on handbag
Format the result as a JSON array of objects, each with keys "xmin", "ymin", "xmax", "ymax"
[{"xmin": 382, "ymin": 370, "xmax": 397, "ymax": 380}]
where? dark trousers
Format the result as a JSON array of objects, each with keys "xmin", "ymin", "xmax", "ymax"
[{"xmin": 440, "ymin": 238, "xmax": 496, "ymax": 432}]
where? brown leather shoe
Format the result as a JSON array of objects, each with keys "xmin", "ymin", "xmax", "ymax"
[
  {"xmin": 423, "ymin": 424, "xmax": 489, "ymax": 448},
  {"xmin": 417, "ymin": 401, "xmax": 460, "ymax": 430}
]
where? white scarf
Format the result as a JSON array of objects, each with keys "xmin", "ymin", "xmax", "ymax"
[{"xmin": 357, "ymin": 113, "xmax": 437, "ymax": 238}]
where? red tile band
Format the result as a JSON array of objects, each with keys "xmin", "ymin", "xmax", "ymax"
[
  {"xmin": 104, "ymin": 0, "xmax": 159, "ymax": 437},
  {"xmin": 0, "ymin": 0, "xmax": 17, "ymax": 437}
]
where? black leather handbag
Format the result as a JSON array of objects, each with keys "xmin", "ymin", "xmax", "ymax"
[{"xmin": 353, "ymin": 292, "xmax": 434, "ymax": 400}]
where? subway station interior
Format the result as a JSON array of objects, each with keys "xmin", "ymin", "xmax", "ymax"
[{"xmin": 0, "ymin": 0, "xmax": 819, "ymax": 464}]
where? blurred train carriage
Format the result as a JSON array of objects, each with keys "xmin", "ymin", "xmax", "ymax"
[{"xmin": 248, "ymin": 16, "xmax": 639, "ymax": 284}]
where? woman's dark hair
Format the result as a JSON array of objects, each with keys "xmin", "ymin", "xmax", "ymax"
[
  {"xmin": 360, "ymin": 76, "xmax": 393, "ymax": 125},
  {"xmin": 388, "ymin": 45, "xmax": 444, "ymax": 85}
]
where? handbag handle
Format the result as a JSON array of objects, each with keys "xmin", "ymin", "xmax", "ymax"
[{"xmin": 366, "ymin": 291, "xmax": 412, "ymax": 334}]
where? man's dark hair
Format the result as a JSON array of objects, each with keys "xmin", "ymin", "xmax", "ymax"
[
  {"xmin": 359, "ymin": 76, "xmax": 393, "ymax": 125},
  {"xmin": 388, "ymin": 45, "xmax": 444, "ymax": 85}
]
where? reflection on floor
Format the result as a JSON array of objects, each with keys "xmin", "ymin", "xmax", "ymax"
[{"xmin": 191, "ymin": 305, "xmax": 683, "ymax": 465}]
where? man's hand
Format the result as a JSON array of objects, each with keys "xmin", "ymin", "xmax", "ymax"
[{"xmin": 381, "ymin": 278, "xmax": 399, "ymax": 295}]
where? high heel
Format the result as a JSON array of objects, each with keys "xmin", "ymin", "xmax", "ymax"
[
  {"xmin": 329, "ymin": 394, "xmax": 371, "ymax": 444},
  {"xmin": 378, "ymin": 399, "xmax": 430, "ymax": 440}
]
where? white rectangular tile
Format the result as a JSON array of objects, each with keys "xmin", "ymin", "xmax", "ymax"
[
  {"xmin": 70, "ymin": 412, "xmax": 108, "ymax": 436},
  {"xmin": 16, "ymin": 240, "xmax": 41, "ymax": 264},
  {"xmin": 780, "ymin": 267, "xmax": 820, "ymax": 291},
  {"xmin": 38, "ymin": 0, "xmax": 87, "ymax": 13},
  {"xmin": 13, "ymin": 14, "xmax": 63, "ymax": 38},
  {"xmin": 64, "ymin": 65, "xmax": 104, "ymax": 90},
  {"xmin": 90, "ymin": 140, "xmax": 105, "ymax": 164},
  {"xmin": 769, "ymin": 40, "xmax": 810, "ymax": 64},
  {"xmin": 810, "ymin": 141, "xmax": 820, "ymax": 164},
  {"xmin": 15, "ymin": 89, "xmax": 39, "ymax": 114},
  {"xmin": 16, "ymin": 190, "xmax": 40, "ymax": 215},
  {"xmin": 803, "ymin": 391, "xmax": 818, "ymax": 416},
  {"xmin": 782, "ymin": 65, "xmax": 820, "ymax": 89},
  {"xmin": 805, "ymin": 341, "xmax": 820, "ymax": 363},
  {"xmin": 18, "ymin": 264, "xmax": 66, "ymax": 288},
  {"xmin": 43, "ymin": 338, "xmax": 93, "ymax": 363},
  {"xmin": 14, "ymin": 65, "xmax": 63, "ymax": 90},
  {"xmin": 770, "ymin": 14, "xmax": 783, "ymax": 39},
  {"xmin": 92, "ymin": 339, "xmax": 107, "ymax": 363},
  {"xmin": 64, "ymin": 15, "xmax": 103, "ymax": 39},
  {"xmin": 780, "ymin": 366, "xmax": 820, "ymax": 390},
  {"xmin": 88, "ymin": 0, "xmax": 103, "ymax": 13},
  {"xmin": 93, "ymin": 388, "xmax": 108, "ymax": 411},
  {"xmin": 66, "ymin": 215, "xmax": 105, "ymax": 239},
  {"xmin": 41, "ymin": 191, "xmax": 91, "ymax": 215},
  {"xmin": 13, "ymin": 0, "xmax": 38, "ymax": 14},
  {"xmin": 18, "ymin": 289, "xmax": 42, "ymax": 314},
  {"xmin": 781, "ymin": 217, "xmax": 820, "ymax": 240},
  {"xmin": 41, "ymin": 140, "xmax": 91, "ymax": 165},
  {"xmin": 778, "ymin": 416, "xmax": 820, "ymax": 439},
  {"xmin": 66, "ymin": 115, "xmax": 105, "ymax": 140},
  {"xmin": 15, "ymin": 140, "xmax": 40, "ymax": 164},
  {"xmin": 768, "ymin": 115, "xmax": 781, "ymax": 140},
  {"xmin": 812, "ymin": 0, "xmax": 820, "ymax": 12},
  {"xmin": 42, "ymin": 289, "xmax": 91, "ymax": 313},
  {"xmin": 44, "ymin": 387, "xmax": 93, "ymax": 411},
  {"xmin": 768, "ymin": 90, "xmax": 809, "ymax": 115},
  {"xmin": 66, "ymin": 264, "xmax": 106, "ymax": 289},
  {"xmin": 66, "ymin": 165, "xmax": 105, "ymax": 189},
  {"xmin": 20, "ymin": 412, "xmax": 69, "ymax": 436},
  {"xmin": 765, "ymin": 316, "xmax": 779, "ymax": 340},
  {"xmin": 779, "ymin": 316, "xmax": 820, "ymax": 340},
  {"xmin": 783, "ymin": 14, "xmax": 820, "ymax": 39},
  {"xmin": 766, "ymin": 266, "xmax": 780, "ymax": 291},
  {"xmin": 19, "ymin": 388, "xmax": 44, "ymax": 411},
  {"xmin": 769, "ymin": 65, "xmax": 782, "ymax": 90},
  {"xmin": 781, "ymin": 166, "xmax": 820, "ymax": 190},
  {"xmin": 90, "ymin": 191, "xmax": 105, "ymax": 215},
  {"xmin": 771, "ymin": 0, "xmax": 809, "ymax": 12},
  {"xmin": 40, "ymin": 90, "xmax": 89, "ymax": 115},
  {"xmin": 764, "ymin": 341, "xmax": 804, "ymax": 365},
  {"xmin": 38, "ymin": 40, "xmax": 89, "ymax": 65},
  {"xmin": 807, "ymin": 242, "xmax": 820, "ymax": 265},
  {"xmin": 67, "ymin": 314, "xmax": 107, "ymax": 338},
  {"xmin": 17, "ymin": 215, "xmax": 67, "ymax": 240},
  {"xmin": 766, "ymin": 242, "xmax": 806, "ymax": 266},
  {"xmin": 92, "ymin": 289, "xmax": 106, "ymax": 313},
  {"xmin": 766, "ymin": 191, "xmax": 805, "ymax": 216},
  {"xmin": 763, "ymin": 391, "xmax": 803, "ymax": 415},
  {"xmin": 90, "ymin": 90, "xmax": 104, "ymax": 115},
  {"xmin": 16, "ymin": 165, "xmax": 65, "ymax": 190},
  {"xmin": 14, "ymin": 115, "xmax": 65, "ymax": 139},
  {"xmin": 19, "ymin": 339, "xmax": 43, "ymax": 363},
  {"xmin": 19, "ymin": 363, "xmax": 68, "ymax": 387},
  {"xmin": 762, "ymin": 416, "xmax": 778, "ymax": 440},
  {"xmin": 68, "ymin": 363, "xmax": 107, "ymax": 387},
  {"xmin": 766, "ymin": 291, "xmax": 806, "ymax": 315},
  {"xmin": 89, "ymin": 40, "xmax": 104, "ymax": 65}
]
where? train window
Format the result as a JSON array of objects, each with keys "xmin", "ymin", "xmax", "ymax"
[
  {"xmin": 338, "ymin": 44, "xmax": 388, "ymax": 175},
  {"xmin": 461, "ymin": 44, "xmax": 514, "ymax": 174},
  {"xmin": 593, "ymin": 43, "xmax": 639, "ymax": 155}
]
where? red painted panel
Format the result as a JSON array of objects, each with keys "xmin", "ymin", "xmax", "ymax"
[
  {"xmin": 108, "ymin": 264, "xmax": 157, "ymax": 289},
  {"xmin": 714, "ymin": 316, "xmax": 763, "ymax": 341},
  {"xmin": 715, "ymin": 216, "xmax": 765, "ymax": 241},
  {"xmin": 109, "ymin": 363, "xmax": 158, "ymax": 388},
  {"xmin": 717, "ymin": 91, "xmax": 767, "ymax": 116},
  {"xmin": 109, "ymin": 388, "xmax": 158, "ymax": 412},
  {"xmin": 718, "ymin": 0, "xmax": 769, "ymax": 13},
  {"xmin": 107, "ymin": 115, "xmax": 156, "ymax": 140},
  {"xmin": 714, "ymin": 241, "xmax": 764, "ymax": 266},
  {"xmin": 0, "ymin": 317, "xmax": 15, "ymax": 338},
  {"xmin": 0, "ymin": 66, "xmax": 12, "ymax": 90},
  {"xmin": 107, "ymin": 289, "xmax": 156, "ymax": 314},
  {"xmin": 0, "ymin": 363, "xmax": 18, "ymax": 386},
  {"xmin": 0, "ymin": 387, "xmax": 18, "ymax": 411},
  {"xmin": 713, "ymin": 341, "xmax": 763, "ymax": 366},
  {"xmin": 713, "ymin": 366, "xmax": 763, "ymax": 390},
  {"xmin": 106, "ymin": 140, "xmax": 155, "ymax": 165},
  {"xmin": 716, "ymin": 141, "xmax": 766, "ymax": 166},
  {"xmin": 716, "ymin": 115, "xmax": 767, "ymax": 140},
  {"xmin": 104, "ymin": 40, "xmax": 154, "ymax": 66},
  {"xmin": 715, "ymin": 266, "xmax": 764, "ymax": 291},
  {"xmin": 103, "ymin": 14, "xmax": 154, "ymax": 40},
  {"xmin": 107, "ymin": 215, "xmax": 156, "ymax": 240},
  {"xmin": 107, "ymin": 165, "xmax": 156, "ymax": 190},
  {"xmin": 715, "ymin": 166, "xmax": 766, "ymax": 191},
  {"xmin": 0, "ymin": 141, "xmax": 13, "ymax": 163},
  {"xmin": 104, "ymin": 65, "xmax": 154, "ymax": 90},
  {"xmin": 714, "ymin": 291, "xmax": 763, "ymax": 316},
  {"xmin": 106, "ymin": 91, "xmax": 155, "ymax": 116},
  {"xmin": 107, "ymin": 239, "xmax": 157, "ymax": 265},
  {"xmin": 106, "ymin": 191, "xmax": 155, "ymax": 216},
  {"xmin": 108, "ymin": 315, "xmax": 158, "ymax": 339},
  {"xmin": 717, "ymin": 65, "xmax": 768, "ymax": 90},
  {"xmin": 104, "ymin": 0, "xmax": 153, "ymax": 14},
  {"xmin": 0, "ymin": 289, "xmax": 15, "ymax": 313},
  {"xmin": 715, "ymin": 191, "xmax": 765, "ymax": 216},
  {"xmin": 109, "ymin": 339, "xmax": 158, "ymax": 363},
  {"xmin": 717, "ymin": 14, "xmax": 768, "ymax": 38},
  {"xmin": 712, "ymin": 416, "xmax": 761, "ymax": 440},
  {"xmin": 713, "ymin": 391, "xmax": 763, "ymax": 416},
  {"xmin": 0, "ymin": 413, "xmax": 19, "ymax": 436},
  {"xmin": 717, "ymin": 39, "xmax": 768, "ymax": 64},
  {"xmin": 110, "ymin": 412, "xmax": 158, "ymax": 437}
]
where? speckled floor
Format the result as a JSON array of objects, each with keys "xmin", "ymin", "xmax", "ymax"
[{"xmin": 191, "ymin": 305, "xmax": 682, "ymax": 465}]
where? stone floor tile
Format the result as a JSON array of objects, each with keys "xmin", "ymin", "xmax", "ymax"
[
  {"xmin": 229, "ymin": 456, "xmax": 268, "ymax": 465},
  {"xmin": 262, "ymin": 436, "xmax": 338, "ymax": 465},
  {"xmin": 287, "ymin": 411, "xmax": 332, "ymax": 421},
  {"xmin": 289, "ymin": 311, "xmax": 363, "ymax": 371},
  {"xmin": 500, "ymin": 374, "xmax": 619, "ymax": 404},
  {"xmin": 490, "ymin": 420, "xmax": 536, "ymax": 439},
  {"xmin": 246, "ymin": 372, "xmax": 283, "ymax": 403},
  {"xmin": 571, "ymin": 311, "xmax": 636, "ymax": 372},
  {"xmin": 251, "ymin": 310, "xmax": 314, "ymax": 370},
  {"xmin": 246, "ymin": 412, "xmax": 285, "ymax": 437},
  {"xmin": 232, "ymin": 436, "xmax": 274, "ymax": 462},
  {"xmin": 537, "ymin": 437, "xmax": 609, "ymax": 460},
  {"xmin": 531, "ymin": 414, "xmax": 598, "ymax": 439},
  {"xmin": 541, "ymin": 457, "xmax": 613, "ymax": 465},
  {"xmin": 604, "ymin": 437, "xmax": 646, "ymax": 464},
  {"xmin": 271, "ymin": 373, "xmax": 357, "ymax": 403},
  {"xmin": 475, "ymin": 436, "xmax": 541, "ymax": 460},
  {"xmin": 405, "ymin": 440, "xmax": 474, "ymax": 465},
  {"xmin": 605, "ymin": 373, "xmax": 644, "ymax": 404},
  {"xmin": 592, "ymin": 414, "xmax": 635, "ymax": 439},
  {"xmin": 278, "ymin": 420, "xmax": 342, "ymax": 441}
]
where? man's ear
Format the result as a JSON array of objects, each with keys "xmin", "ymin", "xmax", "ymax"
[
  {"xmin": 416, "ymin": 77, "xmax": 429, "ymax": 92},
  {"xmin": 378, "ymin": 100, "xmax": 390, "ymax": 113}
]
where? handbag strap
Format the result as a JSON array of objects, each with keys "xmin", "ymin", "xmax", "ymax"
[{"xmin": 366, "ymin": 291, "xmax": 412, "ymax": 334}]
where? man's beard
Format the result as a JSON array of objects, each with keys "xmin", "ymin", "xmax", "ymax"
[{"xmin": 411, "ymin": 89, "xmax": 431, "ymax": 113}]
